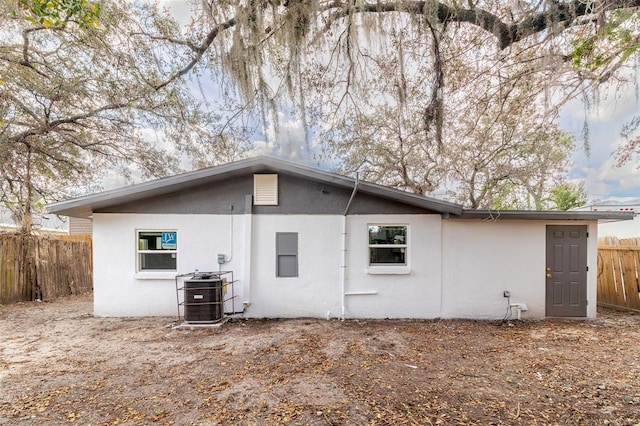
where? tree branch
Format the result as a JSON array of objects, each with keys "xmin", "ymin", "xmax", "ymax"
[
  {"xmin": 153, "ymin": 17, "xmax": 237, "ymax": 91},
  {"xmin": 320, "ymin": 0, "xmax": 640, "ymax": 49}
]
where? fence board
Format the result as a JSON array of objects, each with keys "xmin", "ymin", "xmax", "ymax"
[
  {"xmin": 597, "ymin": 237, "xmax": 640, "ymax": 312},
  {"xmin": 0, "ymin": 234, "xmax": 92, "ymax": 304},
  {"xmin": 622, "ymin": 242, "xmax": 640, "ymax": 310}
]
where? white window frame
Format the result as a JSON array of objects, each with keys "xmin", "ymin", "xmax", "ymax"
[
  {"xmin": 366, "ymin": 224, "xmax": 410, "ymax": 275},
  {"xmin": 136, "ymin": 230, "xmax": 178, "ymax": 277}
]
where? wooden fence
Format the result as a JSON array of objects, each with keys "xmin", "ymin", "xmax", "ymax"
[
  {"xmin": 597, "ymin": 237, "xmax": 640, "ymax": 312},
  {"xmin": 0, "ymin": 233, "xmax": 92, "ymax": 304}
]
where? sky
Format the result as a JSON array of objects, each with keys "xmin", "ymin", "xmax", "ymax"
[
  {"xmin": 560, "ymin": 85, "xmax": 640, "ymax": 202},
  {"xmin": 160, "ymin": 1, "xmax": 640, "ymax": 204}
]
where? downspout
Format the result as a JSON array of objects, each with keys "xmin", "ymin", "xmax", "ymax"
[{"xmin": 341, "ymin": 173, "xmax": 359, "ymax": 320}]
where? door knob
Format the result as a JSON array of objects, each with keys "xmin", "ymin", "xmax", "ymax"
[{"xmin": 546, "ymin": 273, "xmax": 552, "ymax": 278}]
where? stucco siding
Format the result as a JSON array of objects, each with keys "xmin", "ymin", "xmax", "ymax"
[
  {"xmin": 442, "ymin": 220, "xmax": 598, "ymax": 320},
  {"xmin": 244, "ymin": 215, "xmax": 343, "ymax": 318},
  {"xmin": 344, "ymin": 215, "xmax": 443, "ymax": 319},
  {"xmin": 93, "ymin": 213, "xmax": 246, "ymax": 317},
  {"xmin": 93, "ymin": 211, "xmax": 599, "ymax": 320},
  {"xmin": 442, "ymin": 220, "xmax": 544, "ymax": 320}
]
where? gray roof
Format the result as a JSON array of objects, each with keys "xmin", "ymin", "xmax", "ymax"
[{"xmin": 46, "ymin": 155, "xmax": 635, "ymax": 223}]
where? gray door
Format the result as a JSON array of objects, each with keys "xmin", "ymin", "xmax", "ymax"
[{"xmin": 545, "ymin": 225, "xmax": 588, "ymax": 317}]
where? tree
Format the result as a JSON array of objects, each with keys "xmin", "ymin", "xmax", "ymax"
[
  {"xmin": 0, "ymin": 0, "xmax": 239, "ymax": 233},
  {"xmin": 315, "ymin": 24, "xmax": 579, "ymax": 208},
  {"xmin": 159, "ymin": 0, "xmax": 639, "ymax": 202},
  {"xmin": 442, "ymin": 55, "xmax": 579, "ymax": 209},
  {"xmin": 616, "ymin": 115, "xmax": 640, "ymax": 167},
  {"xmin": 4, "ymin": 0, "xmax": 639, "ymax": 230},
  {"xmin": 550, "ymin": 182, "xmax": 588, "ymax": 210},
  {"xmin": 172, "ymin": 0, "xmax": 640, "ymax": 137}
]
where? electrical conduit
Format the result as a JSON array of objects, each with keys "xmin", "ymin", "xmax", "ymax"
[{"xmin": 341, "ymin": 173, "xmax": 359, "ymax": 320}]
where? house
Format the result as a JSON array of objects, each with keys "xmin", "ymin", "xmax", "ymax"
[
  {"xmin": 68, "ymin": 217, "xmax": 93, "ymax": 236},
  {"xmin": 46, "ymin": 156, "xmax": 633, "ymax": 321},
  {"xmin": 574, "ymin": 199, "xmax": 639, "ymax": 238}
]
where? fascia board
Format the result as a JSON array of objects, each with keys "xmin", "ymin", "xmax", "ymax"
[{"xmin": 456, "ymin": 210, "xmax": 635, "ymax": 222}]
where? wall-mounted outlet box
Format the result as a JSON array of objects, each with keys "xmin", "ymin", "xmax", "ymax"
[
  {"xmin": 503, "ymin": 290, "xmax": 510, "ymax": 298},
  {"xmin": 217, "ymin": 254, "xmax": 225, "ymax": 264}
]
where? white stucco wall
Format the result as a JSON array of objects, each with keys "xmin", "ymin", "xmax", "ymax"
[
  {"xmin": 93, "ymin": 212, "xmax": 599, "ymax": 320},
  {"xmin": 243, "ymin": 215, "xmax": 343, "ymax": 318},
  {"xmin": 441, "ymin": 220, "xmax": 598, "ymax": 320},
  {"xmin": 442, "ymin": 220, "xmax": 543, "ymax": 320},
  {"xmin": 343, "ymin": 214, "xmax": 443, "ymax": 319},
  {"xmin": 93, "ymin": 213, "xmax": 246, "ymax": 317}
]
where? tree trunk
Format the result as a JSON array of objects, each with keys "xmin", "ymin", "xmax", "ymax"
[{"xmin": 20, "ymin": 148, "xmax": 33, "ymax": 235}]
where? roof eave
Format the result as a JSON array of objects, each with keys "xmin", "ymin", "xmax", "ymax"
[{"xmin": 456, "ymin": 210, "xmax": 635, "ymax": 222}]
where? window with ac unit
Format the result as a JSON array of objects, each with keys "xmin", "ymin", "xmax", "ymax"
[{"xmin": 137, "ymin": 230, "xmax": 177, "ymax": 271}]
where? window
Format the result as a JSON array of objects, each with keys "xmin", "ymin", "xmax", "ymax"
[
  {"xmin": 368, "ymin": 225, "xmax": 407, "ymax": 265},
  {"xmin": 137, "ymin": 231, "xmax": 177, "ymax": 271},
  {"xmin": 276, "ymin": 232, "xmax": 298, "ymax": 277}
]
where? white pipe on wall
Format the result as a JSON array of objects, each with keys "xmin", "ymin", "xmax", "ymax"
[
  {"xmin": 341, "ymin": 174, "xmax": 359, "ymax": 320},
  {"xmin": 243, "ymin": 196, "xmax": 253, "ymax": 308},
  {"xmin": 226, "ymin": 205, "xmax": 234, "ymax": 262},
  {"xmin": 340, "ymin": 216, "xmax": 347, "ymax": 319}
]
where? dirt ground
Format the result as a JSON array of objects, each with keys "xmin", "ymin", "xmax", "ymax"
[{"xmin": 1, "ymin": 295, "xmax": 639, "ymax": 426}]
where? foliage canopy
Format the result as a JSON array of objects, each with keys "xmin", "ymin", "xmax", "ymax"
[
  {"xmin": 0, "ymin": 0, "xmax": 236, "ymax": 232},
  {"xmin": 4, "ymin": 0, "xmax": 640, "ymax": 232},
  {"xmin": 174, "ymin": 0, "xmax": 640, "ymax": 207}
]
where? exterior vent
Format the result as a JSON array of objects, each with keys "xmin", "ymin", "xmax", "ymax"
[{"xmin": 254, "ymin": 174, "xmax": 278, "ymax": 205}]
